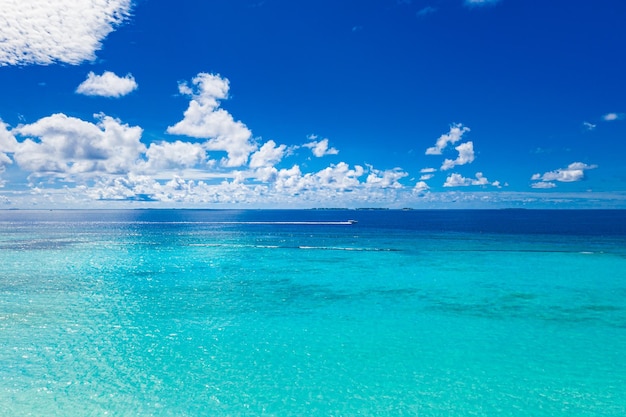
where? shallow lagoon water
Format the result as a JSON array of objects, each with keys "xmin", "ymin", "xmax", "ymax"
[{"xmin": 1, "ymin": 209, "xmax": 625, "ymax": 416}]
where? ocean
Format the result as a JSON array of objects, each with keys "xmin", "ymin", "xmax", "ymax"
[{"xmin": 1, "ymin": 209, "xmax": 625, "ymax": 416}]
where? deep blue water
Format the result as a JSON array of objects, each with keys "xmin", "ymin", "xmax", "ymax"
[
  {"xmin": 1, "ymin": 209, "xmax": 625, "ymax": 416},
  {"xmin": 3, "ymin": 208, "xmax": 625, "ymax": 236}
]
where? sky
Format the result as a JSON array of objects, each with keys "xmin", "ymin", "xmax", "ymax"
[{"xmin": 0, "ymin": 0, "xmax": 625, "ymax": 209}]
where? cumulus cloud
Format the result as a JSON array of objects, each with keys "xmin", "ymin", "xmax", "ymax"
[
  {"xmin": 77, "ymin": 160, "xmax": 414, "ymax": 206},
  {"xmin": 13, "ymin": 113, "xmax": 144, "ymax": 176},
  {"xmin": 0, "ymin": 151, "xmax": 11, "ymax": 172},
  {"xmin": 1, "ymin": 72, "xmax": 570, "ymax": 207},
  {"xmin": 272, "ymin": 165, "xmax": 304, "ymax": 193},
  {"xmin": 303, "ymin": 135, "xmax": 339, "ymax": 157},
  {"xmin": 87, "ymin": 174, "xmax": 159, "ymax": 201},
  {"xmin": 531, "ymin": 162, "xmax": 597, "ymax": 185},
  {"xmin": 315, "ymin": 163, "xmax": 364, "ymax": 190},
  {"xmin": 0, "ymin": 121, "xmax": 18, "ymax": 153},
  {"xmin": 270, "ymin": 163, "xmax": 362, "ymax": 194},
  {"xmin": 414, "ymin": 181, "xmax": 430, "ymax": 193},
  {"xmin": 443, "ymin": 172, "xmax": 497, "ymax": 187},
  {"xmin": 0, "ymin": 0, "xmax": 132, "ymax": 66},
  {"xmin": 143, "ymin": 141, "xmax": 208, "ymax": 172},
  {"xmin": 167, "ymin": 73, "xmax": 256, "ymax": 167},
  {"xmin": 1, "ymin": 70, "xmax": 431, "ymax": 207},
  {"xmin": 263, "ymin": 163, "xmax": 407, "ymax": 197},
  {"xmin": 602, "ymin": 112, "xmax": 624, "ymax": 122},
  {"xmin": 441, "ymin": 141, "xmax": 475, "ymax": 170},
  {"xmin": 365, "ymin": 166, "xmax": 408, "ymax": 189},
  {"xmin": 426, "ymin": 123, "xmax": 470, "ymax": 155},
  {"xmin": 249, "ymin": 140, "xmax": 286, "ymax": 169},
  {"xmin": 76, "ymin": 71, "xmax": 138, "ymax": 98}
]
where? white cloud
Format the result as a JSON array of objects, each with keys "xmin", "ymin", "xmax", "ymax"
[
  {"xmin": 365, "ymin": 166, "xmax": 408, "ymax": 189},
  {"xmin": 531, "ymin": 182, "xmax": 556, "ymax": 189},
  {"xmin": 0, "ymin": 0, "xmax": 132, "ymax": 66},
  {"xmin": 143, "ymin": 141, "xmax": 209, "ymax": 172},
  {"xmin": 465, "ymin": 0, "xmax": 501, "ymax": 6},
  {"xmin": 443, "ymin": 172, "xmax": 496, "ymax": 187},
  {"xmin": 9, "ymin": 73, "xmax": 608, "ymax": 208},
  {"xmin": 602, "ymin": 112, "xmax": 624, "ymax": 122},
  {"xmin": 87, "ymin": 174, "xmax": 158, "ymax": 201},
  {"xmin": 426, "ymin": 123, "xmax": 470, "ymax": 155},
  {"xmin": 0, "ymin": 71, "xmax": 431, "ymax": 207},
  {"xmin": 0, "ymin": 121, "xmax": 18, "ymax": 153},
  {"xmin": 531, "ymin": 162, "xmax": 597, "ymax": 185},
  {"xmin": 76, "ymin": 71, "xmax": 138, "ymax": 98},
  {"xmin": 314, "ymin": 162, "xmax": 364, "ymax": 190},
  {"xmin": 75, "ymin": 160, "xmax": 415, "ymax": 207},
  {"xmin": 0, "ymin": 152, "xmax": 11, "ymax": 169},
  {"xmin": 265, "ymin": 163, "xmax": 413, "ymax": 204},
  {"xmin": 273, "ymin": 165, "xmax": 304, "ymax": 193},
  {"xmin": 303, "ymin": 136, "xmax": 339, "ymax": 157},
  {"xmin": 269, "ymin": 163, "xmax": 407, "ymax": 197},
  {"xmin": 13, "ymin": 113, "xmax": 144, "ymax": 176},
  {"xmin": 270, "ymin": 162, "xmax": 365, "ymax": 195},
  {"xmin": 249, "ymin": 140, "xmax": 286, "ymax": 169},
  {"xmin": 0, "ymin": 121, "xmax": 18, "ymax": 172},
  {"xmin": 419, "ymin": 167, "xmax": 436, "ymax": 180},
  {"xmin": 414, "ymin": 181, "xmax": 430, "ymax": 193},
  {"xmin": 441, "ymin": 141, "xmax": 475, "ymax": 170},
  {"xmin": 252, "ymin": 166, "xmax": 279, "ymax": 183},
  {"xmin": 167, "ymin": 73, "xmax": 256, "ymax": 167},
  {"xmin": 12, "ymin": 180, "xmax": 624, "ymax": 209},
  {"xmin": 443, "ymin": 173, "xmax": 469, "ymax": 187},
  {"xmin": 583, "ymin": 121, "xmax": 597, "ymax": 131}
]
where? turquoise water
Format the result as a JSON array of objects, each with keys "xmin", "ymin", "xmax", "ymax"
[{"xmin": 1, "ymin": 210, "xmax": 625, "ymax": 416}]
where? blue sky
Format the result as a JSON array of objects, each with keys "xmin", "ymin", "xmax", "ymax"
[{"xmin": 0, "ymin": 0, "xmax": 625, "ymax": 208}]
